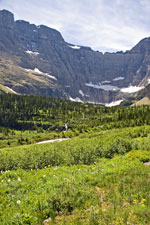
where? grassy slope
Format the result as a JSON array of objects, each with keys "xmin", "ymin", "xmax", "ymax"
[
  {"xmin": 1, "ymin": 95, "xmax": 150, "ymax": 224},
  {"xmin": 0, "ymin": 151, "xmax": 150, "ymax": 225},
  {"xmin": 132, "ymin": 97, "xmax": 150, "ymax": 106},
  {"xmin": 0, "ymin": 53, "xmax": 57, "ymax": 96},
  {"xmin": 1, "ymin": 125, "xmax": 150, "ymax": 171},
  {"xmin": 0, "ymin": 125, "xmax": 150, "ymax": 224}
]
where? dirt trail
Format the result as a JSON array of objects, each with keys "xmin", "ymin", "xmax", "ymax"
[{"xmin": 36, "ymin": 138, "xmax": 70, "ymax": 144}]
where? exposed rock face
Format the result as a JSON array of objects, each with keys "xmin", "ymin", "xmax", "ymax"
[
  {"xmin": 0, "ymin": 9, "xmax": 150, "ymax": 103},
  {"xmin": 0, "ymin": 10, "xmax": 14, "ymax": 28}
]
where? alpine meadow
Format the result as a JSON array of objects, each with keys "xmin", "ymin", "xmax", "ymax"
[
  {"xmin": 1, "ymin": 94, "xmax": 150, "ymax": 224},
  {"xmin": 1, "ymin": 4, "xmax": 150, "ymax": 225}
]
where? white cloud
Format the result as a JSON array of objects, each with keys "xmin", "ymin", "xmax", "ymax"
[{"xmin": 0, "ymin": 0, "xmax": 150, "ymax": 52}]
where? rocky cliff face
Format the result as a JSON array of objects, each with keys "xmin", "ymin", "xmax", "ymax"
[{"xmin": 0, "ymin": 9, "xmax": 150, "ymax": 104}]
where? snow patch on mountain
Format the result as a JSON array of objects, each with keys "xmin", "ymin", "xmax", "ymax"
[
  {"xmin": 69, "ymin": 96, "xmax": 83, "ymax": 103},
  {"xmin": 85, "ymin": 82, "xmax": 119, "ymax": 91},
  {"xmin": 79, "ymin": 90, "xmax": 85, "ymax": 97},
  {"xmin": 34, "ymin": 68, "xmax": 43, "ymax": 74},
  {"xmin": 101, "ymin": 80, "xmax": 111, "ymax": 84},
  {"xmin": 105, "ymin": 100, "xmax": 123, "ymax": 107},
  {"xmin": 68, "ymin": 45, "xmax": 80, "ymax": 50},
  {"xmin": 24, "ymin": 69, "xmax": 31, "ymax": 72},
  {"xmin": 46, "ymin": 74, "xmax": 57, "ymax": 80},
  {"xmin": 24, "ymin": 68, "xmax": 57, "ymax": 80},
  {"xmin": 113, "ymin": 77, "xmax": 125, "ymax": 81},
  {"xmin": 120, "ymin": 86, "xmax": 144, "ymax": 93},
  {"xmin": 26, "ymin": 50, "xmax": 39, "ymax": 55}
]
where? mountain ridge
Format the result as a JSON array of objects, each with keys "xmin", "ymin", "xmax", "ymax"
[{"xmin": 0, "ymin": 9, "xmax": 150, "ymax": 104}]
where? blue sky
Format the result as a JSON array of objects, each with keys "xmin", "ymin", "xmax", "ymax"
[{"xmin": 0, "ymin": 0, "xmax": 150, "ymax": 52}]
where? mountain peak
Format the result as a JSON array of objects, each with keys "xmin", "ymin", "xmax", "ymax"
[
  {"xmin": 0, "ymin": 9, "xmax": 14, "ymax": 28},
  {"xmin": 131, "ymin": 37, "xmax": 150, "ymax": 54},
  {"xmin": 0, "ymin": 9, "xmax": 64, "ymax": 43},
  {"xmin": 0, "ymin": 9, "xmax": 13, "ymax": 16}
]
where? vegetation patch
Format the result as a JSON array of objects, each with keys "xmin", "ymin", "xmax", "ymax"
[
  {"xmin": 1, "ymin": 94, "xmax": 150, "ymax": 224},
  {"xmin": 0, "ymin": 152, "xmax": 150, "ymax": 224}
]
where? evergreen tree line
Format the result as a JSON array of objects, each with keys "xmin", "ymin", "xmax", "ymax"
[{"xmin": 0, "ymin": 94, "xmax": 150, "ymax": 131}]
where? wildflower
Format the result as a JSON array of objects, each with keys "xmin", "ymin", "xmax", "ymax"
[
  {"xmin": 7, "ymin": 179, "xmax": 11, "ymax": 183},
  {"xmin": 1, "ymin": 180, "xmax": 4, "ymax": 183},
  {"xmin": 53, "ymin": 167, "xmax": 57, "ymax": 170},
  {"xmin": 133, "ymin": 199, "xmax": 138, "ymax": 204},
  {"xmin": 18, "ymin": 177, "xmax": 21, "ymax": 182},
  {"xmin": 17, "ymin": 200, "xmax": 21, "ymax": 205},
  {"xmin": 43, "ymin": 218, "xmax": 51, "ymax": 224},
  {"xmin": 141, "ymin": 198, "xmax": 146, "ymax": 203},
  {"xmin": 43, "ymin": 175, "xmax": 46, "ymax": 177}
]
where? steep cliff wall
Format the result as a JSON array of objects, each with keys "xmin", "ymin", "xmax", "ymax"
[{"xmin": 0, "ymin": 10, "xmax": 150, "ymax": 103}]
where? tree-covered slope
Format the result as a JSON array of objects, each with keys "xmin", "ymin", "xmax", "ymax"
[{"xmin": 1, "ymin": 94, "xmax": 150, "ymax": 224}]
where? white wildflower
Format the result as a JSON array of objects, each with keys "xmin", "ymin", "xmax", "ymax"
[
  {"xmin": 53, "ymin": 167, "xmax": 57, "ymax": 170},
  {"xmin": 43, "ymin": 218, "xmax": 51, "ymax": 224},
  {"xmin": 17, "ymin": 200, "xmax": 21, "ymax": 205},
  {"xmin": 18, "ymin": 177, "xmax": 21, "ymax": 182}
]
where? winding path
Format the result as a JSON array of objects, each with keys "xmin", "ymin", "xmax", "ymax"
[{"xmin": 36, "ymin": 138, "xmax": 70, "ymax": 144}]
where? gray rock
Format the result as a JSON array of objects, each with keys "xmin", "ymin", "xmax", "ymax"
[{"xmin": 0, "ymin": 9, "xmax": 150, "ymax": 103}]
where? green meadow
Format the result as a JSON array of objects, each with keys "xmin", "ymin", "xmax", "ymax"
[{"xmin": 0, "ymin": 94, "xmax": 150, "ymax": 224}]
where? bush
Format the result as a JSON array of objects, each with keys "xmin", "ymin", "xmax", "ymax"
[{"xmin": 103, "ymin": 138, "xmax": 132, "ymax": 158}]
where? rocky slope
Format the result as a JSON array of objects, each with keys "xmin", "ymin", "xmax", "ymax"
[{"xmin": 0, "ymin": 9, "xmax": 150, "ymax": 104}]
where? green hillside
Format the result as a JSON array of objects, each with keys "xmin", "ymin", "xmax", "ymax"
[{"xmin": 1, "ymin": 94, "xmax": 150, "ymax": 224}]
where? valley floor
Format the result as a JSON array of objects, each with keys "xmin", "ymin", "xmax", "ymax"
[{"xmin": 0, "ymin": 125, "xmax": 150, "ymax": 224}]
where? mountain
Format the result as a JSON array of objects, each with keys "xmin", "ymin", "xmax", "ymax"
[
  {"xmin": 131, "ymin": 84, "xmax": 150, "ymax": 106},
  {"xmin": 0, "ymin": 9, "xmax": 150, "ymax": 104},
  {"xmin": 120, "ymin": 83, "xmax": 150, "ymax": 106},
  {"xmin": 136, "ymin": 83, "xmax": 150, "ymax": 99}
]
